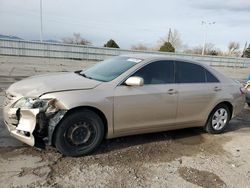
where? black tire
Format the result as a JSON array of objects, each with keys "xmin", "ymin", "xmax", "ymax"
[
  {"xmin": 205, "ymin": 104, "xmax": 231, "ymax": 134},
  {"xmin": 54, "ymin": 109, "xmax": 104, "ymax": 157},
  {"xmin": 248, "ymin": 103, "xmax": 250, "ymax": 107}
]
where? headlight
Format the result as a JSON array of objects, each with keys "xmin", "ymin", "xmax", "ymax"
[{"xmin": 13, "ymin": 97, "xmax": 54, "ymax": 109}]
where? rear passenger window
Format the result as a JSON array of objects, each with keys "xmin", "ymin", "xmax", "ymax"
[
  {"xmin": 206, "ymin": 70, "xmax": 219, "ymax": 83},
  {"xmin": 175, "ymin": 61, "xmax": 206, "ymax": 83},
  {"xmin": 132, "ymin": 60, "xmax": 174, "ymax": 84}
]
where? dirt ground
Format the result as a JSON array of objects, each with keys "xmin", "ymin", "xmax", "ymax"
[{"xmin": 0, "ymin": 55, "xmax": 250, "ymax": 188}]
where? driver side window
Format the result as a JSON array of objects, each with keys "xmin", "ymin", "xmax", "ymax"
[{"xmin": 132, "ymin": 60, "xmax": 174, "ymax": 84}]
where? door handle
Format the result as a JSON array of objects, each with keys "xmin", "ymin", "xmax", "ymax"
[
  {"xmin": 214, "ymin": 86, "xmax": 222, "ymax": 92},
  {"xmin": 167, "ymin": 89, "xmax": 178, "ymax": 95}
]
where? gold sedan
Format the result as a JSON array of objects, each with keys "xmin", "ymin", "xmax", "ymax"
[{"xmin": 3, "ymin": 55, "xmax": 245, "ymax": 156}]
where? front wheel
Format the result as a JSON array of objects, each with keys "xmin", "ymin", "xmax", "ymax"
[
  {"xmin": 205, "ymin": 104, "xmax": 231, "ymax": 134},
  {"xmin": 54, "ymin": 110, "xmax": 104, "ymax": 157}
]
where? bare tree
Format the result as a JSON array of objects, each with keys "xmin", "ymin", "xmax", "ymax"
[
  {"xmin": 62, "ymin": 33, "xmax": 91, "ymax": 45},
  {"xmin": 158, "ymin": 29, "xmax": 183, "ymax": 51},
  {"xmin": 131, "ymin": 43, "xmax": 149, "ymax": 51},
  {"xmin": 184, "ymin": 46, "xmax": 203, "ymax": 55},
  {"xmin": 205, "ymin": 43, "xmax": 216, "ymax": 54},
  {"xmin": 184, "ymin": 43, "xmax": 222, "ymax": 56},
  {"xmin": 228, "ymin": 41, "xmax": 240, "ymax": 56}
]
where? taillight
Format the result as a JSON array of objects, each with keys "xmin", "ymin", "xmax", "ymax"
[{"xmin": 240, "ymin": 87, "xmax": 245, "ymax": 94}]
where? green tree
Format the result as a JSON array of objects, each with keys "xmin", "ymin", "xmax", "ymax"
[
  {"xmin": 158, "ymin": 29, "xmax": 182, "ymax": 51},
  {"xmin": 159, "ymin": 42, "xmax": 175, "ymax": 52},
  {"xmin": 207, "ymin": 50, "xmax": 219, "ymax": 56},
  {"xmin": 243, "ymin": 45, "xmax": 250, "ymax": 58},
  {"xmin": 104, "ymin": 39, "xmax": 120, "ymax": 48}
]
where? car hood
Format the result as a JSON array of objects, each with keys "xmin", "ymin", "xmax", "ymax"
[{"xmin": 7, "ymin": 72, "xmax": 102, "ymax": 97}]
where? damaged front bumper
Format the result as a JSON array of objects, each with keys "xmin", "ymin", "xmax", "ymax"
[
  {"xmin": 3, "ymin": 92, "xmax": 67, "ymax": 147},
  {"xmin": 3, "ymin": 108, "xmax": 39, "ymax": 146}
]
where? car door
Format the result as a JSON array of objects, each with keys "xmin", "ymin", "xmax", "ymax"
[
  {"xmin": 113, "ymin": 60, "xmax": 178, "ymax": 135},
  {"xmin": 175, "ymin": 61, "xmax": 221, "ymax": 124}
]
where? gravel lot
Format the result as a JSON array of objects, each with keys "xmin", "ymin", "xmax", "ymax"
[{"xmin": 0, "ymin": 55, "xmax": 250, "ymax": 188}]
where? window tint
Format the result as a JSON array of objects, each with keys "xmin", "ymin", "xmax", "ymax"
[
  {"xmin": 176, "ymin": 61, "xmax": 206, "ymax": 83},
  {"xmin": 132, "ymin": 61, "xmax": 174, "ymax": 84},
  {"xmin": 206, "ymin": 70, "xmax": 219, "ymax": 83}
]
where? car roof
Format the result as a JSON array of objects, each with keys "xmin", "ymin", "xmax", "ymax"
[
  {"xmin": 120, "ymin": 53, "xmax": 174, "ymax": 61},
  {"xmin": 120, "ymin": 53, "xmax": 202, "ymax": 65},
  {"xmin": 121, "ymin": 53, "xmax": 226, "ymax": 73}
]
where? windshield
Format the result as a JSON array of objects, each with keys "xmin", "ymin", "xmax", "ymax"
[{"xmin": 80, "ymin": 56, "xmax": 141, "ymax": 82}]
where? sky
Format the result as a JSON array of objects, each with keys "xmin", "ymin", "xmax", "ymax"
[{"xmin": 0, "ymin": 0, "xmax": 250, "ymax": 51}]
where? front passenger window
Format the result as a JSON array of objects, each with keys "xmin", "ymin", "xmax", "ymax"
[{"xmin": 132, "ymin": 61, "xmax": 174, "ymax": 84}]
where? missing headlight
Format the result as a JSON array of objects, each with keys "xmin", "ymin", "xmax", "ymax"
[{"xmin": 13, "ymin": 97, "xmax": 56, "ymax": 111}]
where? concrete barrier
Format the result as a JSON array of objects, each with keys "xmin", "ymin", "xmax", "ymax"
[{"xmin": 1, "ymin": 39, "xmax": 250, "ymax": 67}]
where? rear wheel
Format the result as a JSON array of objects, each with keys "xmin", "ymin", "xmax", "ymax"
[
  {"xmin": 54, "ymin": 110, "xmax": 104, "ymax": 157},
  {"xmin": 248, "ymin": 103, "xmax": 250, "ymax": 107},
  {"xmin": 205, "ymin": 104, "xmax": 231, "ymax": 134}
]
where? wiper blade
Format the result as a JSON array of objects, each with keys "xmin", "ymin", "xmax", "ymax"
[
  {"xmin": 75, "ymin": 71, "xmax": 104, "ymax": 81},
  {"xmin": 80, "ymin": 73, "xmax": 93, "ymax": 80}
]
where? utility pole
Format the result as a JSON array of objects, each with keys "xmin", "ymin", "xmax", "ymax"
[
  {"xmin": 167, "ymin": 28, "xmax": 172, "ymax": 42},
  {"xmin": 40, "ymin": 0, "xmax": 43, "ymax": 42},
  {"xmin": 243, "ymin": 42, "xmax": 248, "ymax": 52},
  {"xmin": 201, "ymin": 21, "xmax": 215, "ymax": 55}
]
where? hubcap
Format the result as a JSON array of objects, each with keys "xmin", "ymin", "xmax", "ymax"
[
  {"xmin": 66, "ymin": 121, "xmax": 96, "ymax": 146},
  {"xmin": 212, "ymin": 108, "xmax": 228, "ymax": 130}
]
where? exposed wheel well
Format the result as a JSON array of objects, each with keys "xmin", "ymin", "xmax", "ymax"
[{"xmin": 52, "ymin": 106, "xmax": 108, "ymax": 145}]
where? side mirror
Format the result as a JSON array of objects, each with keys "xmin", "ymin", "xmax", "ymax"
[{"xmin": 125, "ymin": 76, "xmax": 144, "ymax": 86}]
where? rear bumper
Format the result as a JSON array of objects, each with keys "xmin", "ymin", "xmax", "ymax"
[
  {"xmin": 246, "ymin": 91, "xmax": 250, "ymax": 103},
  {"xmin": 232, "ymin": 95, "xmax": 245, "ymax": 118}
]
